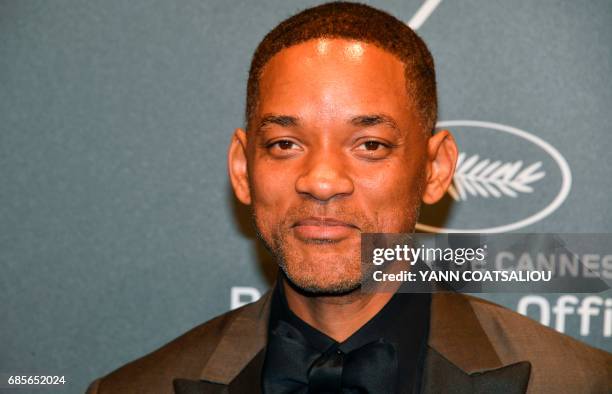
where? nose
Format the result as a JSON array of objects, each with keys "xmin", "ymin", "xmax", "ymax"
[{"xmin": 295, "ymin": 150, "xmax": 354, "ymax": 201}]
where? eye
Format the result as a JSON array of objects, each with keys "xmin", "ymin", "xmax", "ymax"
[
  {"xmin": 265, "ymin": 139, "xmax": 303, "ymax": 157},
  {"xmin": 361, "ymin": 141, "xmax": 385, "ymax": 151},
  {"xmin": 354, "ymin": 140, "xmax": 394, "ymax": 159},
  {"xmin": 273, "ymin": 140, "xmax": 297, "ymax": 150}
]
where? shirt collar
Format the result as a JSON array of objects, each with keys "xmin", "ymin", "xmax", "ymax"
[{"xmin": 267, "ymin": 276, "xmax": 431, "ymax": 393}]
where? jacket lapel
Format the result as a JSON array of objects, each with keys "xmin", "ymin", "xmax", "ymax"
[
  {"xmin": 177, "ymin": 290, "xmax": 531, "ymax": 393},
  {"xmin": 423, "ymin": 292, "xmax": 531, "ymax": 393},
  {"xmin": 173, "ymin": 291, "xmax": 272, "ymax": 393},
  {"xmin": 428, "ymin": 292, "xmax": 502, "ymax": 371},
  {"xmin": 421, "ymin": 348, "xmax": 531, "ymax": 394},
  {"xmin": 173, "ymin": 350, "xmax": 266, "ymax": 394},
  {"xmin": 173, "ymin": 379, "xmax": 228, "ymax": 394}
]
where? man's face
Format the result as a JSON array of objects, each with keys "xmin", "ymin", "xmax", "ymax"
[{"xmin": 229, "ymin": 39, "xmax": 454, "ymax": 294}]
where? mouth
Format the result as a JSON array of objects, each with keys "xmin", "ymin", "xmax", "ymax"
[{"xmin": 291, "ymin": 217, "xmax": 360, "ymax": 242}]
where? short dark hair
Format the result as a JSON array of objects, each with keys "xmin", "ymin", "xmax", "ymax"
[{"xmin": 246, "ymin": 1, "xmax": 437, "ymax": 132}]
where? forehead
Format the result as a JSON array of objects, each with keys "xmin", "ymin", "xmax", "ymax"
[{"xmin": 257, "ymin": 38, "xmax": 411, "ymax": 122}]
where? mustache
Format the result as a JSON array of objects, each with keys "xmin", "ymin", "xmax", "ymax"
[{"xmin": 281, "ymin": 204, "xmax": 374, "ymax": 232}]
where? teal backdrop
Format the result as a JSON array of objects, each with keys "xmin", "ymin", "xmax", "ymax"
[{"xmin": 1, "ymin": 1, "xmax": 611, "ymax": 393}]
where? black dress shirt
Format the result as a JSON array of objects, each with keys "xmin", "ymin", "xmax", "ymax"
[{"xmin": 262, "ymin": 278, "xmax": 431, "ymax": 393}]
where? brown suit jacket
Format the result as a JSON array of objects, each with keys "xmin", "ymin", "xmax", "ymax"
[{"xmin": 87, "ymin": 292, "xmax": 611, "ymax": 393}]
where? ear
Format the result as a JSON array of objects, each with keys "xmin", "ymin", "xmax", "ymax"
[
  {"xmin": 422, "ymin": 129, "xmax": 458, "ymax": 204},
  {"xmin": 228, "ymin": 128, "xmax": 251, "ymax": 205}
]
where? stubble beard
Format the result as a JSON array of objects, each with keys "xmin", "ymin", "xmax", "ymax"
[
  {"xmin": 251, "ymin": 199, "xmax": 423, "ymax": 296},
  {"xmin": 273, "ymin": 233, "xmax": 363, "ymax": 295},
  {"xmin": 253, "ymin": 209, "xmax": 366, "ymax": 296}
]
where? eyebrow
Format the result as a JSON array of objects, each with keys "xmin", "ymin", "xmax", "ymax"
[
  {"xmin": 257, "ymin": 115, "xmax": 300, "ymax": 132},
  {"xmin": 350, "ymin": 114, "xmax": 401, "ymax": 134},
  {"xmin": 255, "ymin": 113, "xmax": 401, "ymax": 135}
]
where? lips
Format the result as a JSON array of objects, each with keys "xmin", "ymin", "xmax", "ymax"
[{"xmin": 292, "ymin": 217, "xmax": 359, "ymax": 242}]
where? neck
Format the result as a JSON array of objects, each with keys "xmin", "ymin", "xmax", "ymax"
[{"xmin": 282, "ymin": 279, "xmax": 395, "ymax": 342}]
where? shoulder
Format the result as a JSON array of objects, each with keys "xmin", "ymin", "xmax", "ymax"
[
  {"xmin": 87, "ymin": 295, "xmax": 269, "ymax": 394},
  {"xmin": 460, "ymin": 294, "xmax": 611, "ymax": 390},
  {"xmin": 462, "ymin": 293, "xmax": 607, "ymax": 357}
]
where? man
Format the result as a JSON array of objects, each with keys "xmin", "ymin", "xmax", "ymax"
[{"xmin": 88, "ymin": 2, "xmax": 611, "ymax": 393}]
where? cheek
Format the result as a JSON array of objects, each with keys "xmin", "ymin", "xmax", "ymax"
[
  {"xmin": 250, "ymin": 161, "xmax": 296, "ymax": 225},
  {"xmin": 354, "ymin": 158, "xmax": 424, "ymax": 229}
]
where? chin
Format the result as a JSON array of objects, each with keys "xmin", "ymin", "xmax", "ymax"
[
  {"xmin": 280, "ymin": 249, "xmax": 363, "ymax": 295},
  {"xmin": 258, "ymin": 220, "xmax": 367, "ymax": 294}
]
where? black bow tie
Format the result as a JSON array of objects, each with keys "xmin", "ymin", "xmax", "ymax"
[{"xmin": 262, "ymin": 320, "xmax": 398, "ymax": 393}]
